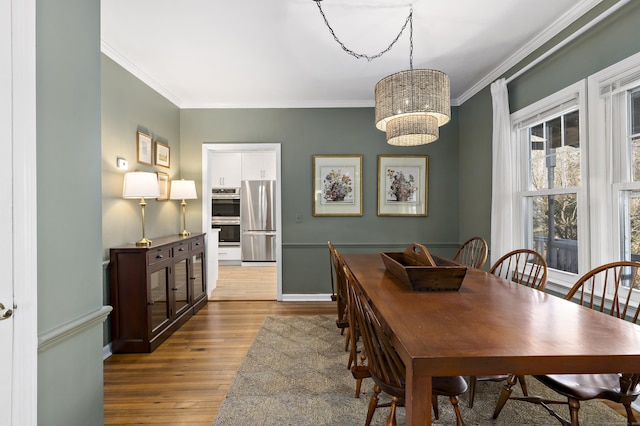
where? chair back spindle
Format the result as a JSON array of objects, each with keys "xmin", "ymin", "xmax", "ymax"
[
  {"xmin": 453, "ymin": 237, "xmax": 488, "ymax": 269},
  {"xmin": 565, "ymin": 261, "xmax": 640, "ymax": 323},
  {"xmin": 490, "ymin": 249, "xmax": 548, "ymax": 291}
]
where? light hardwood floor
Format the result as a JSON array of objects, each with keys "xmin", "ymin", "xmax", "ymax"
[
  {"xmin": 103, "ymin": 301, "xmax": 336, "ymax": 425},
  {"xmin": 208, "ymin": 265, "xmax": 277, "ymax": 301}
]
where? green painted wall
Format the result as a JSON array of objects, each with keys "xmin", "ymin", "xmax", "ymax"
[
  {"xmin": 458, "ymin": 0, "xmax": 640, "ymax": 257},
  {"xmin": 101, "ymin": 55, "xmax": 181, "ymax": 255},
  {"xmin": 36, "ymin": 0, "xmax": 104, "ymax": 424},
  {"xmin": 180, "ymin": 107, "xmax": 461, "ymax": 294},
  {"xmin": 101, "ymin": 55, "xmax": 181, "ymax": 345}
]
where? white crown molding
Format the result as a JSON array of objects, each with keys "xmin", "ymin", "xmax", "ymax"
[
  {"xmin": 100, "ymin": 40, "xmax": 184, "ymax": 108},
  {"xmin": 180, "ymin": 99, "xmax": 375, "ymax": 109},
  {"xmin": 455, "ymin": 0, "xmax": 604, "ymax": 105}
]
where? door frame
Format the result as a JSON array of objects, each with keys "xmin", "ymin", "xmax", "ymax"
[
  {"xmin": 7, "ymin": 0, "xmax": 38, "ymax": 424},
  {"xmin": 202, "ymin": 143, "xmax": 282, "ymax": 301}
]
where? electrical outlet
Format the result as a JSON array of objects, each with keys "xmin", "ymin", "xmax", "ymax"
[
  {"xmin": 116, "ymin": 157, "xmax": 128, "ymax": 170},
  {"xmin": 295, "ymin": 213, "xmax": 302, "ymax": 223}
]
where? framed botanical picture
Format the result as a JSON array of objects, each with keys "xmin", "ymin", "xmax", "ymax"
[
  {"xmin": 313, "ymin": 154, "xmax": 363, "ymax": 216},
  {"xmin": 377, "ymin": 155, "xmax": 428, "ymax": 216},
  {"xmin": 156, "ymin": 172, "xmax": 169, "ymax": 201},
  {"xmin": 136, "ymin": 131, "xmax": 153, "ymax": 165},
  {"xmin": 155, "ymin": 141, "xmax": 170, "ymax": 168}
]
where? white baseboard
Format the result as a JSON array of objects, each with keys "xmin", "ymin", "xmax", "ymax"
[
  {"xmin": 103, "ymin": 343, "xmax": 112, "ymax": 360},
  {"xmin": 241, "ymin": 261, "xmax": 276, "ymax": 267},
  {"xmin": 281, "ymin": 293, "xmax": 333, "ymax": 302}
]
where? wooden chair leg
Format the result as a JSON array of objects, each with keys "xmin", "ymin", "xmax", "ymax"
[
  {"xmin": 568, "ymin": 398, "xmax": 580, "ymax": 426},
  {"xmin": 624, "ymin": 402, "xmax": 640, "ymax": 426},
  {"xmin": 432, "ymin": 394, "xmax": 439, "ymax": 419},
  {"xmin": 492, "ymin": 374, "xmax": 518, "ymax": 419},
  {"xmin": 387, "ymin": 396, "xmax": 399, "ymax": 426},
  {"xmin": 449, "ymin": 395, "xmax": 466, "ymax": 426},
  {"xmin": 517, "ymin": 375, "xmax": 528, "ymax": 395},
  {"xmin": 468, "ymin": 376, "xmax": 477, "ymax": 408},
  {"xmin": 365, "ymin": 385, "xmax": 380, "ymax": 426},
  {"xmin": 344, "ymin": 327, "xmax": 350, "ymax": 351},
  {"xmin": 355, "ymin": 378, "xmax": 362, "ymax": 398}
]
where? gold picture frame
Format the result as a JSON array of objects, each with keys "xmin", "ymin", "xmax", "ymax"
[
  {"xmin": 156, "ymin": 172, "xmax": 169, "ymax": 201},
  {"xmin": 377, "ymin": 155, "xmax": 428, "ymax": 216},
  {"xmin": 155, "ymin": 141, "xmax": 170, "ymax": 168},
  {"xmin": 312, "ymin": 154, "xmax": 363, "ymax": 216},
  {"xmin": 136, "ymin": 131, "xmax": 153, "ymax": 165}
]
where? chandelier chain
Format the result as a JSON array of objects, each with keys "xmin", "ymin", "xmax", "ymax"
[{"xmin": 313, "ymin": 1, "xmax": 413, "ymax": 65}]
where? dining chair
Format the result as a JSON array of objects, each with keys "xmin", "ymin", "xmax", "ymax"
[
  {"xmin": 452, "ymin": 236, "xmax": 488, "ymax": 269},
  {"xmin": 328, "ymin": 241, "xmax": 349, "ymax": 339},
  {"xmin": 344, "ymin": 265, "xmax": 468, "ymax": 426},
  {"xmin": 468, "ymin": 248, "xmax": 548, "ymax": 408},
  {"xmin": 492, "ymin": 260, "xmax": 640, "ymax": 426},
  {"xmin": 343, "ymin": 263, "xmax": 370, "ymax": 398}
]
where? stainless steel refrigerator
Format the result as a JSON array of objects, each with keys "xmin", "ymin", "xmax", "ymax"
[{"xmin": 241, "ymin": 180, "xmax": 276, "ymax": 261}]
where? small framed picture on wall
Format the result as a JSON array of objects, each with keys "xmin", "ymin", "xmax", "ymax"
[
  {"xmin": 312, "ymin": 154, "xmax": 363, "ymax": 216},
  {"xmin": 155, "ymin": 141, "xmax": 170, "ymax": 168},
  {"xmin": 156, "ymin": 172, "xmax": 169, "ymax": 201},
  {"xmin": 136, "ymin": 131, "xmax": 153, "ymax": 165},
  {"xmin": 377, "ymin": 155, "xmax": 428, "ymax": 216}
]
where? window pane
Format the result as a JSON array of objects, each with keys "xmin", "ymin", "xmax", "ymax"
[
  {"xmin": 529, "ymin": 194, "xmax": 578, "ymax": 273},
  {"xmin": 632, "ymin": 90, "xmax": 640, "ymax": 181},
  {"xmin": 621, "ymin": 190, "xmax": 640, "ymax": 289},
  {"xmin": 632, "ymin": 90, "xmax": 640, "ymax": 135},
  {"xmin": 633, "ymin": 137, "xmax": 640, "ymax": 182},
  {"xmin": 564, "ymin": 111, "xmax": 580, "ymax": 148},
  {"xmin": 528, "ymin": 112, "xmax": 580, "ymax": 190},
  {"xmin": 623, "ymin": 190, "xmax": 640, "ymax": 262}
]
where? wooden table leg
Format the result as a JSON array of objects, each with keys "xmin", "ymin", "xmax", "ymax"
[{"xmin": 405, "ymin": 363, "xmax": 431, "ymax": 425}]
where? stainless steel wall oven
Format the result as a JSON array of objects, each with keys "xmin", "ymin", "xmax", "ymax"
[
  {"xmin": 211, "ymin": 218, "xmax": 240, "ymax": 245},
  {"xmin": 211, "ymin": 188, "xmax": 240, "ymax": 217},
  {"xmin": 212, "ymin": 188, "xmax": 241, "ymax": 245}
]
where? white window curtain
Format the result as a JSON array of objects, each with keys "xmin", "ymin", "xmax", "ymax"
[{"xmin": 490, "ymin": 78, "xmax": 515, "ymax": 265}]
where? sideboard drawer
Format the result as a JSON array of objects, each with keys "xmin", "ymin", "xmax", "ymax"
[
  {"xmin": 147, "ymin": 248, "xmax": 171, "ymax": 265},
  {"xmin": 173, "ymin": 242, "xmax": 190, "ymax": 257}
]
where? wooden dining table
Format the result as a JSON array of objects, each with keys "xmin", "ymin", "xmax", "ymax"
[{"xmin": 341, "ymin": 253, "xmax": 640, "ymax": 425}]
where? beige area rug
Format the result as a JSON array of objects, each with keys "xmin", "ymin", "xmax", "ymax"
[{"xmin": 212, "ymin": 315, "xmax": 627, "ymax": 425}]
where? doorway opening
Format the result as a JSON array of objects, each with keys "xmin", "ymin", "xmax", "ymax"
[{"xmin": 202, "ymin": 143, "xmax": 282, "ymax": 301}]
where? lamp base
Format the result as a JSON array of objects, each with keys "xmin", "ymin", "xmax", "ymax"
[
  {"xmin": 135, "ymin": 237, "xmax": 153, "ymax": 247},
  {"xmin": 179, "ymin": 230, "xmax": 191, "ymax": 237}
]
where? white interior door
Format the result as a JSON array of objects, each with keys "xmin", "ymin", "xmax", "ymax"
[
  {"xmin": 0, "ymin": 0, "xmax": 15, "ymax": 419},
  {"xmin": 2, "ymin": 0, "xmax": 38, "ymax": 424}
]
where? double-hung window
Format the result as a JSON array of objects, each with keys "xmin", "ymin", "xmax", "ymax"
[
  {"xmin": 511, "ymin": 82, "xmax": 587, "ymax": 288},
  {"xmin": 592, "ymin": 52, "xmax": 640, "ymax": 290},
  {"xmin": 619, "ymin": 89, "xmax": 640, "ymax": 267}
]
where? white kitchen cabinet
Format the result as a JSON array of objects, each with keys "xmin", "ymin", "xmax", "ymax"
[
  {"xmin": 218, "ymin": 246, "xmax": 241, "ymax": 263},
  {"xmin": 242, "ymin": 151, "xmax": 276, "ymax": 180},
  {"xmin": 211, "ymin": 152, "xmax": 242, "ymax": 188}
]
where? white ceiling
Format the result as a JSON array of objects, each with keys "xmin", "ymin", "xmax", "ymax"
[{"xmin": 101, "ymin": 0, "xmax": 599, "ymax": 109}]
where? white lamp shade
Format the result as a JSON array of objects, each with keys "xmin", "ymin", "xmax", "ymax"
[
  {"xmin": 170, "ymin": 179, "xmax": 198, "ymax": 200},
  {"xmin": 122, "ymin": 172, "xmax": 160, "ymax": 198}
]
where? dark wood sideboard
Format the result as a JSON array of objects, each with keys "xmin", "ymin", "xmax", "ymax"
[{"xmin": 109, "ymin": 233, "xmax": 207, "ymax": 353}]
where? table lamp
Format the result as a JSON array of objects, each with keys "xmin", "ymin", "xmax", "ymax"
[
  {"xmin": 122, "ymin": 171, "xmax": 160, "ymax": 246},
  {"xmin": 170, "ymin": 179, "xmax": 198, "ymax": 237}
]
